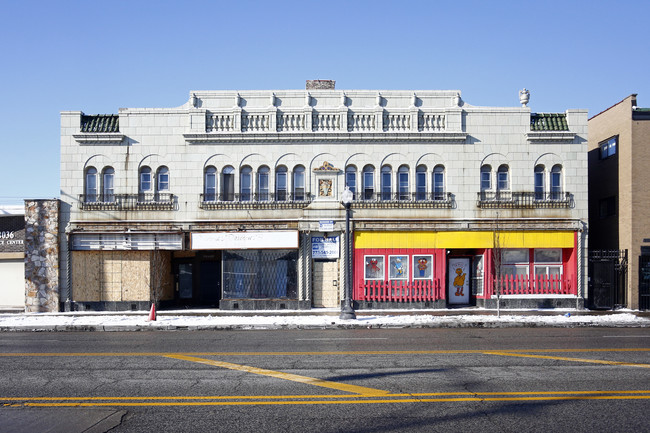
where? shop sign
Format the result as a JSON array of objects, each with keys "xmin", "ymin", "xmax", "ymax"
[
  {"xmin": 312, "ymin": 236, "xmax": 340, "ymax": 259},
  {"xmin": 191, "ymin": 231, "xmax": 299, "ymax": 250},
  {"xmin": 319, "ymin": 220, "xmax": 334, "ymax": 232}
]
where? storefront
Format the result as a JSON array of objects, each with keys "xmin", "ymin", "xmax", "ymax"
[
  {"xmin": 353, "ymin": 230, "xmax": 578, "ymax": 309},
  {"xmin": 190, "ymin": 231, "xmax": 307, "ymax": 309},
  {"xmin": 0, "ymin": 213, "xmax": 25, "ymax": 310}
]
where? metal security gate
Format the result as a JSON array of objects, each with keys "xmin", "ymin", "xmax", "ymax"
[
  {"xmin": 640, "ymin": 254, "xmax": 650, "ymax": 310},
  {"xmin": 588, "ymin": 250, "xmax": 627, "ymax": 310}
]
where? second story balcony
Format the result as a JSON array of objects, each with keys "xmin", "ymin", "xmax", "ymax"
[
  {"xmin": 199, "ymin": 193, "xmax": 313, "ymax": 210},
  {"xmin": 477, "ymin": 191, "xmax": 572, "ymax": 209},
  {"xmin": 351, "ymin": 192, "xmax": 454, "ymax": 209}
]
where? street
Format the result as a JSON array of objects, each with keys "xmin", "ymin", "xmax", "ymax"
[{"xmin": 1, "ymin": 327, "xmax": 649, "ymax": 432}]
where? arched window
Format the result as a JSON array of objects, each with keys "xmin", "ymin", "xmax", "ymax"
[
  {"xmin": 276, "ymin": 166, "xmax": 287, "ymax": 201},
  {"xmin": 102, "ymin": 167, "xmax": 115, "ymax": 202},
  {"xmin": 362, "ymin": 165, "xmax": 375, "ymax": 200},
  {"xmin": 140, "ymin": 166, "xmax": 152, "ymax": 196},
  {"xmin": 258, "ymin": 166, "xmax": 270, "ymax": 201},
  {"xmin": 534, "ymin": 165, "xmax": 545, "ymax": 200},
  {"xmin": 551, "ymin": 164, "xmax": 562, "ymax": 200},
  {"xmin": 157, "ymin": 166, "xmax": 169, "ymax": 192},
  {"xmin": 222, "ymin": 166, "xmax": 234, "ymax": 201},
  {"xmin": 381, "ymin": 165, "xmax": 392, "ymax": 200},
  {"xmin": 416, "ymin": 165, "xmax": 427, "ymax": 201},
  {"xmin": 345, "ymin": 165, "xmax": 357, "ymax": 198},
  {"xmin": 240, "ymin": 166, "xmax": 252, "ymax": 201},
  {"xmin": 433, "ymin": 165, "xmax": 445, "ymax": 200},
  {"xmin": 293, "ymin": 165, "xmax": 305, "ymax": 200},
  {"xmin": 204, "ymin": 166, "xmax": 217, "ymax": 201},
  {"xmin": 85, "ymin": 167, "xmax": 98, "ymax": 202},
  {"xmin": 497, "ymin": 165, "xmax": 509, "ymax": 191},
  {"xmin": 398, "ymin": 165, "xmax": 409, "ymax": 200},
  {"xmin": 480, "ymin": 165, "xmax": 492, "ymax": 191}
]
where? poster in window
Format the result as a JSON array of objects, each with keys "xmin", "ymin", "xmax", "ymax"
[
  {"xmin": 448, "ymin": 257, "xmax": 470, "ymax": 304},
  {"xmin": 413, "ymin": 255, "xmax": 432, "ymax": 279},
  {"xmin": 364, "ymin": 256, "xmax": 384, "ymax": 280},
  {"xmin": 389, "ymin": 255, "xmax": 408, "ymax": 280}
]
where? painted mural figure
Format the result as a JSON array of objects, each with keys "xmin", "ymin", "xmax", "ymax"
[
  {"xmin": 453, "ymin": 268, "xmax": 466, "ymax": 296},
  {"xmin": 394, "ymin": 258, "xmax": 404, "ymax": 277},
  {"xmin": 417, "ymin": 258, "xmax": 428, "ymax": 277},
  {"xmin": 366, "ymin": 259, "xmax": 381, "ymax": 279}
]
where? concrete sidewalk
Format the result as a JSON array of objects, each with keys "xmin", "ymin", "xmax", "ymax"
[{"xmin": 1, "ymin": 308, "xmax": 649, "ymax": 331}]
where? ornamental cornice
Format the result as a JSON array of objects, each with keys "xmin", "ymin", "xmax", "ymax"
[
  {"xmin": 73, "ymin": 133, "xmax": 125, "ymax": 145},
  {"xmin": 525, "ymin": 131, "xmax": 576, "ymax": 143},
  {"xmin": 183, "ymin": 131, "xmax": 468, "ymax": 145}
]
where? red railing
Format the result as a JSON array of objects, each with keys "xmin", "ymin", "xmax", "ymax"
[
  {"xmin": 356, "ymin": 279, "xmax": 442, "ymax": 302},
  {"xmin": 487, "ymin": 274, "xmax": 574, "ymax": 296}
]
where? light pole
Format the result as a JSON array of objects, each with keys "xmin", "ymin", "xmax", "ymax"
[{"xmin": 340, "ymin": 187, "xmax": 356, "ymax": 320}]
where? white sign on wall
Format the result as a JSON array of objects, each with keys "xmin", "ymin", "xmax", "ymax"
[
  {"xmin": 191, "ymin": 231, "xmax": 299, "ymax": 250},
  {"xmin": 311, "ymin": 236, "xmax": 340, "ymax": 259}
]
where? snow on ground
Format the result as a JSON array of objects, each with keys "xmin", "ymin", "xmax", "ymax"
[{"xmin": 0, "ymin": 310, "xmax": 648, "ymax": 331}]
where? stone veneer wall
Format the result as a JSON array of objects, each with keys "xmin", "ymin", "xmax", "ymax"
[{"xmin": 24, "ymin": 199, "xmax": 60, "ymax": 312}]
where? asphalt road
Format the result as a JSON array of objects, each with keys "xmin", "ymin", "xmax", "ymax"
[{"xmin": 1, "ymin": 327, "xmax": 649, "ymax": 432}]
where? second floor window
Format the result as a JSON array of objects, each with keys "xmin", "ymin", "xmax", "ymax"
[
  {"xmin": 497, "ymin": 165, "xmax": 509, "ymax": 191},
  {"xmin": 140, "ymin": 167, "xmax": 152, "ymax": 194},
  {"xmin": 346, "ymin": 166, "xmax": 357, "ymax": 198},
  {"xmin": 293, "ymin": 166, "xmax": 305, "ymax": 200},
  {"xmin": 398, "ymin": 165, "xmax": 409, "ymax": 200},
  {"xmin": 102, "ymin": 167, "xmax": 115, "ymax": 202},
  {"xmin": 276, "ymin": 166, "xmax": 287, "ymax": 201},
  {"xmin": 534, "ymin": 165, "xmax": 545, "ymax": 200},
  {"xmin": 85, "ymin": 167, "xmax": 98, "ymax": 202},
  {"xmin": 363, "ymin": 165, "xmax": 374, "ymax": 200},
  {"xmin": 157, "ymin": 166, "xmax": 169, "ymax": 192},
  {"xmin": 258, "ymin": 166, "xmax": 269, "ymax": 201},
  {"xmin": 480, "ymin": 165, "xmax": 491, "ymax": 191},
  {"xmin": 204, "ymin": 166, "xmax": 217, "ymax": 201},
  {"xmin": 381, "ymin": 166, "xmax": 392, "ymax": 200},
  {"xmin": 241, "ymin": 166, "xmax": 252, "ymax": 201},
  {"xmin": 416, "ymin": 165, "xmax": 426, "ymax": 200},
  {"xmin": 222, "ymin": 166, "xmax": 234, "ymax": 201},
  {"xmin": 551, "ymin": 164, "xmax": 562, "ymax": 200},
  {"xmin": 433, "ymin": 165, "xmax": 445, "ymax": 200}
]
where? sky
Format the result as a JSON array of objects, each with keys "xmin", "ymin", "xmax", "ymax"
[{"xmin": 1, "ymin": 0, "xmax": 648, "ymax": 206}]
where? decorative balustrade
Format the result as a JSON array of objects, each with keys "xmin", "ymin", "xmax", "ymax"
[
  {"xmin": 312, "ymin": 112, "xmax": 341, "ymax": 131},
  {"xmin": 477, "ymin": 191, "xmax": 572, "ymax": 209},
  {"xmin": 277, "ymin": 112, "xmax": 306, "ymax": 132},
  {"xmin": 383, "ymin": 113, "xmax": 410, "ymax": 131},
  {"xmin": 199, "ymin": 193, "xmax": 312, "ymax": 210},
  {"xmin": 206, "ymin": 113, "xmax": 235, "ymax": 132},
  {"xmin": 356, "ymin": 279, "xmax": 443, "ymax": 302},
  {"xmin": 419, "ymin": 113, "xmax": 445, "ymax": 131},
  {"xmin": 204, "ymin": 111, "xmax": 447, "ymax": 133},
  {"xmin": 241, "ymin": 113, "xmax": 271, "ymax": 132},
  {"xmin": 348, "ymin": 112, "xmax": 376, "ymax": 132},
  {"xmin": 487, "ymin": 274, "xmax": 574, "ymax": 296},
  {"xmin": 79, "ymin": 194, "xmax": 176, "ymax": 211}
]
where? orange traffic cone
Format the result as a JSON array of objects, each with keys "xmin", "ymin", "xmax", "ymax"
[{"xmin": 148, "ymin": 303, "xmax": 157, "ymax": 321}]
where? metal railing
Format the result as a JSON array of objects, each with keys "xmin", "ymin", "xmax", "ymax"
[
  {"xmin": 477, "ymin": 191, "xmax": 572, "ymax": 208},
  {"xmin": 351, "ymin": 192, "xmax": 454, "ymax": 209},
  {"xmin": 79, "ymin": 193, "xmax": 176, "ymax": 211},
  {"xmin": 199, "ymin": 193, "xmax": 313, "ymax": 210}
]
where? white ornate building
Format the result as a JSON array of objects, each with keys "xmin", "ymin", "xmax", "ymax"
[{"xmin": 60, "ymin": 81, "xmax": 588, "ymax": 311}]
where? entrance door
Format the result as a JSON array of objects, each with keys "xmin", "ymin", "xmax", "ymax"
[
  {"xmin": 448, "ymin": 257, "xmax": 470, "ymax": 305},
  {"xmin": 312, "ymin": 260, "xmax": 339, "ymax": 307},
  {"xmin": 199, "ymin": 261, "xmax": 221, "ymax": 305},
  {"xmin": 178, "ymin": 263, "xmax": 193, "ymax": 300}
]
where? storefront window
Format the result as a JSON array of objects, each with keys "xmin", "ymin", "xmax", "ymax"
[
  {"xmin": 222, "ymin": 249, "xmax": 297, "ymax": 299},
  {"xmin": 413, "ymin": 255, "xmax": 433, "ymax": 279},
  {"xmin": 364, "ymin": 256, "xmax": 384, "ymax": 280},
  {"xmin": 389, "ymin": 255, "xmax": 408, "ymax": 280}
]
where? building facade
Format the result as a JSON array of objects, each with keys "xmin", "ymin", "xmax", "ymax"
[
  {"xmin": 0, "ymin": 206, "xmax": 25, "ymax": 310},
  {"xmin": 588, "ymin": 94, "xmax": 650, "ymax": 310},
  {"xmin": 60, "ymin": 82, "xmax": 588, "ymax": 311}
]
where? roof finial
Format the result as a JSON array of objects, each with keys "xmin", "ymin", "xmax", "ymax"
[{"xmin": 519, "ymin": 88, "xmax": 530, "ymax": 107}]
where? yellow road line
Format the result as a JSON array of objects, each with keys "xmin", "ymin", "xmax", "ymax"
[
  {"xmin": 9, "ymin": 394, "xmax": 650, "ymax": 408},
  {"xmin": 164, "ymin": 354, "xmax": 390, "ymax": 396},
  {"xmin": 483, "ymin": 351, "xmax": 650, "ymax": 368},
  {"xmin": 2, "ymin": 348, "xmax": 649, "ymax": 357}
]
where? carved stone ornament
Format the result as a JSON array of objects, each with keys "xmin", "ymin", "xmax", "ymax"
[
  {"xmin": 519, "ymin": 88, "xmax": 530, "ymax": 107},
  {"xmin": 318, "ymin": 179, "xmax": 333, "ymax": 197},
  {"xmin": 314, "ymin": 161, "xmax": 339, "ymax": 171}
]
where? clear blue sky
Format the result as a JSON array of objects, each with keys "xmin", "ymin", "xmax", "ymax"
[{"xmin": 1, "ymin": 0, "xmax": 648, "ymax": 205}]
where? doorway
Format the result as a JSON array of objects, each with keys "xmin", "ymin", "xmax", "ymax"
[
  {"xmin": 312, "ymin": 260, "xmax": 339, "ymax": 307},
  {"xmin": 447, "ymin": 256, "xmax": 472, "ymax": 306}
]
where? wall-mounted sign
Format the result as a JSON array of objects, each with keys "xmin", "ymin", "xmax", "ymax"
[
  {"xmin": 191, "ymin": 231, "xmax": 299, "ymax": 250},
  {"xmin": 312, "ymin": 236, "xmax": 340, "ymax": 259},
  {"xmin": 319, "ymin": 220, "xmax": 334, "ymax": 232},
  {"xmin": 0, "ymin": 216, "xmax": 25, "ymax": 253}
]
